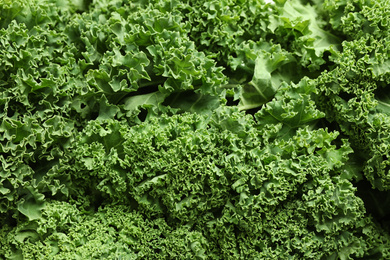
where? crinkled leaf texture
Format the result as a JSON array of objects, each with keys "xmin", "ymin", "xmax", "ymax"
[
  {"xmin": 2, "ymin": 103, "xmax": 389, "ymax": 259},
  {"xmin": 315, "ymin": 0, "xmax": 390, "ymax": 191},
  {"xmin": 1, "ymin": 0, "xmax": 390, "ymax": 259}
]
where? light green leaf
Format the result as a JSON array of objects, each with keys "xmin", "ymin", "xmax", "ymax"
[
  {"xmin": 239, "ymin": 50, "xmax": 296, "ymax": 110},
  {"xmin": 123, "ymin": 91, "xmax": 167, "ymax": 114}
]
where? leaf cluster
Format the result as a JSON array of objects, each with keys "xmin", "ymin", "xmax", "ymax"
[{"xmin": 1, "ymin": 0, "xmax": 390, "ymax": 259}]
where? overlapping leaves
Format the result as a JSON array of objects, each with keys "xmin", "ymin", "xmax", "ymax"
[{"xmin": 1, "ymin": 0, "xmax": 390, "ymax": 259}]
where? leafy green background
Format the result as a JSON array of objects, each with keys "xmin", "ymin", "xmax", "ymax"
[{"xmin": 1, "ymin": 0, "xmax": 390, "ymax": 259}]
